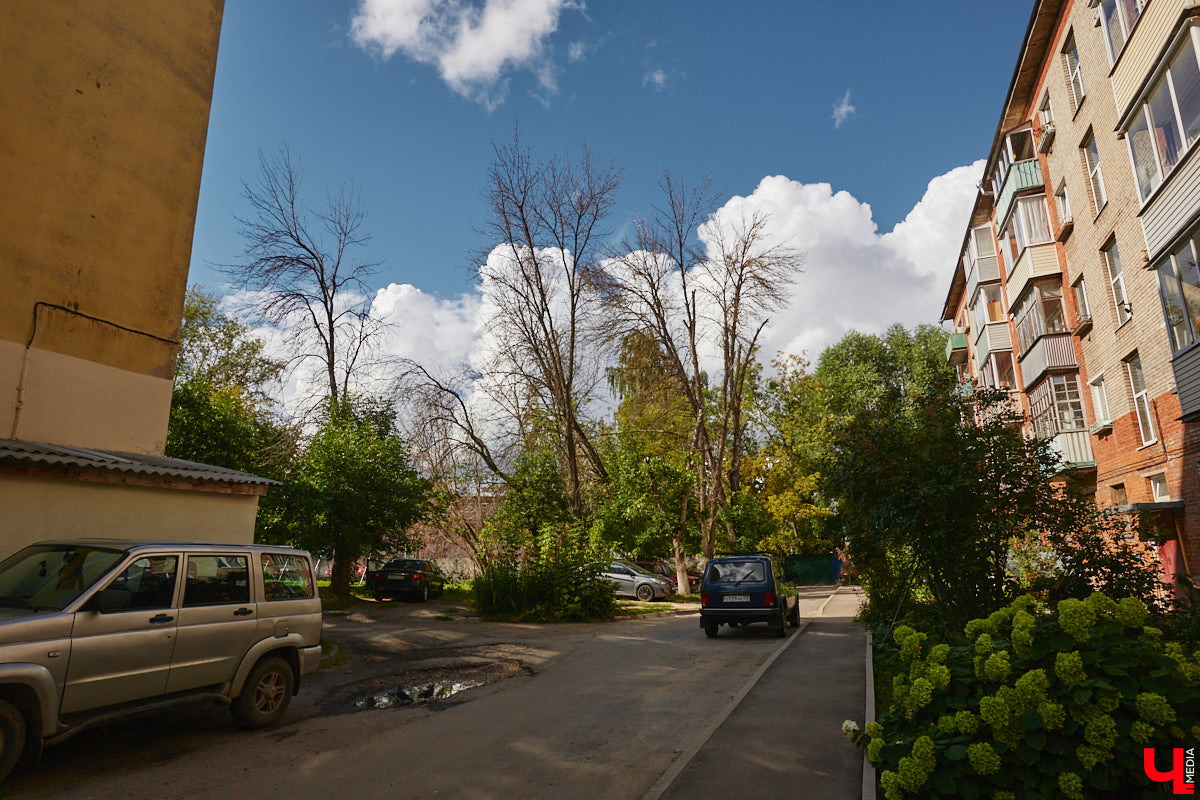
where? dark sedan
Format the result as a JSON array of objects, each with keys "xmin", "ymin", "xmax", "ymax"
[{"xmin": 373, "ymin": 558, "xmax": 445, "ymax": 602}]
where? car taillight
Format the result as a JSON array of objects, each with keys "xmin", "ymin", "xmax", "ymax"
[
  {"xmin": 411, "ymin": 571, "xmax": 422, "ymax": 582},
  {"xmin": 700, "ymin": 594, "xmax": 709, "ymax": 607},
  {"xmin": 765, "ymin": 592, "xmax": 775, "ymax": 606}
]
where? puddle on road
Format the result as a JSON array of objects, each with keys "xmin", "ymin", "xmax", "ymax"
[{"xmin": 355, "ymin": 679, "xmax": 483, "ymax": 709}]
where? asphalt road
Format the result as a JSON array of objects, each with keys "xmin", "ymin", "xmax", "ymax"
[{"xmin": 9, "ymin": 588, "xmax": 864, "ymax": 800}]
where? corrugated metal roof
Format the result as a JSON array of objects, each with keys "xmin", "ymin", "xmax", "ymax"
[{"xmin": 0, "ymin": 438, "xmax": 280, "ymax": 487}]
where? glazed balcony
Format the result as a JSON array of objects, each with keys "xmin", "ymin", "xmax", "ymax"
[
  {"xmin": 995, "ymin": 158, "xmax": 1043, "ymax": 227},
  {"xmin": 1019, "ymin": 333, "xmax": 1076, "ymax": 390},
  {"xmin": 965, "ymin": 253, "xmax": 1001, "ymax": 304}
]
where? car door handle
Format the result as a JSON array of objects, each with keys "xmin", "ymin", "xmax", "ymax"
[
  {"xmin": 233, "ymin": 607, "xmax": 254, "ymax": 617},
  {"xmin": 149, "ymin": 613, "xmax": 174, "ymax": 624}
]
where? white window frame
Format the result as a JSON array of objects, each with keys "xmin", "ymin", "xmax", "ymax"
[
  {"xmin": 1125, "ymin": 353, "xmax": 1156, "ymax": 446},
  {"xmin": 1064, "ymin": 32, "xmax": 1086, "ymax": 112},
  {"xmin": 1073, "ymin": 276, "xmax": 1091, "ymax": 321},
  {"xmin": 1104, "ymin": 240, "xmax": 1130, "ymax": 326},
  {"xmin": 1148, "ymin": 473, "xmax": 1170, "ymax": 502},
  {"xmin": 1099, "ymin": 0, "xmax": 1145, "ymax": 65},
  {"xmin": 1090, "ymin": 373, "xmax": 1111, "ymax": 425},
  {"xmin": 1083, "ymin": 133, "xmax": 1107, "ymax": 213},
  {"xmin": 1122, "ymin": 29, "xmax": 1200, "ymax": 204},
  {"xmin": 1054, "ymin": 180, "xmax": 1072, "ymax": 227}
]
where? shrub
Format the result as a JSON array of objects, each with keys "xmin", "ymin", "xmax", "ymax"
[
  {"xmin": 472, "ymin": 552, "xmax": 616, "ymax": 623},
  {"xmin": 847, "ymin": 594, "xmax": 1200, "ymax": 799}
]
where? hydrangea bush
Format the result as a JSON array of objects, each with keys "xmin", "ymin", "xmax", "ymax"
[{"xmin": 846, "ymin": 594, "xmax": 1200, "ymax": 799}]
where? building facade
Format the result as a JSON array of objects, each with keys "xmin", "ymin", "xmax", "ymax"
[
  {"xmin": 943, "ymin": 0, "xmax": 1200, "ymax": 587},
  {"xmin": 0, "ymin": 1, "xmax": 270, "ymax": 556}
]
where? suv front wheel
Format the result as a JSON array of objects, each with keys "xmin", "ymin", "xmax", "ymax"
[
  {"xmin": 232, "ymin": 655, "xmax": 294, "ymax": 729},
  {"xmin": 0, "ymin": 699, "xmax": 26, "ymax": 783}
]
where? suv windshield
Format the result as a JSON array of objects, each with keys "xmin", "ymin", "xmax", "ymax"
[
  {"xmin": 0, "ymin": 544, "xmax": 126, "ymax": 612},
  {"xmin": 707, "ymin": 560, "xmax": 767, "ymax": 584}
]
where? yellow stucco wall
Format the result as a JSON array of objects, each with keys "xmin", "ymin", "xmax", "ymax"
[
  {"xmin": 0, "ymin": 0, "xmax": 224, "ymax": 454},
  {"xmin": 0, "ymin": 474, "xmax": 258, "ymax": 560}
]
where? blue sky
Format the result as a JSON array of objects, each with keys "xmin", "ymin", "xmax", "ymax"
[{"xmin": 190, "ymin": 0, "xmax": 1032, "ymax": 367}]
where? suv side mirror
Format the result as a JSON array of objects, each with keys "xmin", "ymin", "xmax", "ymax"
[{"xmin": 91, "ymin": 588, "xmax": 132, "ymax": 613}]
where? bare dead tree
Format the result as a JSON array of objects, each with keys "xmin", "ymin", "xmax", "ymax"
[
  {"xmin": 600, "ymin": 173, "xmax": 802, "ymax": 558},
  {"xmin": 472, "ymin": 133, "xmax": 623, "ymax": 513},
  {"xmin": 224, "ymin": 147, "xmax": 383, "ymax": 408}
]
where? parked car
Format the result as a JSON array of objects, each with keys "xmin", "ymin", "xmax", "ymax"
[
  {"xmin": 373, "ymin": 558, "xmax": 445, "ymax": 601},
  {"xmin": 631, "ymin": 559, "xmax": 700, "ymax": 591},
  {"xmin": 699, "ymin": 555, "xmax": 799, "ymax": 638},
  {"xmin": 0, "ymin": 539, "xmax": 322, "ymax": 783},
  {"xmin": 601, "ymin": 561, "xmax": 671, "ymax": 602}
]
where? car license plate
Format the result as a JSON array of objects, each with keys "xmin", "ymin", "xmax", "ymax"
[{"xmin": 724, "ymin": 594, "xmax": 750, "ymax": 603}]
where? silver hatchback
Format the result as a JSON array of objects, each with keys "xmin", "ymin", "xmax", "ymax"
[{"xmin": 0, "ymin": 539, "xmax": 322, "ymax": 783}]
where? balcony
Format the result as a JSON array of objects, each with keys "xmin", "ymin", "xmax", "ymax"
[
  {"xmin": 1050, "ymin": 429, "xmax": 1095, "ymax": 470},
  {"xmin": 965, "ymin": 254, "xmax": 1001, "ymax": 303},
  {"xmin": 1005, "ymin": 242, "xmax": 1060, "ymax": 312},
  {"xmin": 946, "ymin": 332, "xmax": 968, "ymax": 365},
  {"xmin": 1140, "ymin": 141, "xmax": 1200, "ymax": 260},
  {"xmin": 995, "ymin": 158, "xmax": 1043, "ymax": 227},
  {"xmin": 973, "ymin": 321, "xmax": 1012, "ymax": 365},
  {"xmin": 1018, "ymin": 333, "xmax": 1077, "ymax": 390}
]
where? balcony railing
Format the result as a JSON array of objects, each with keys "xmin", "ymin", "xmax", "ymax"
[
  {"xmin": 995, "ymin": 158, "xmax": 1044, "ymax": 226},
  {"xmin": 1005, "ymin": 242, "xmax": 1060, "ymax": 312},
  {"xmin": 1018, "ymin": 333, "xmax": 1076, "ymax": 390},
  {"xmin": 1050, "ymin": 429, "xmax": 1095, "ymax": 469},
  {"xmin": 974, "ymin": 321, "xmax": 1012, "ymax": 365},
  {"xmin": 965, "ymin": 254, "xmax": 1001, "ymax": 304},
  {"xmin": 946, "ymin": 332, "xmax": 968, "ymax": 365}
]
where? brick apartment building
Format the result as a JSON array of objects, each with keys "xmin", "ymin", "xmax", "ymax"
[{"xmin": 942, "ymin": 0, "xmax": 1200, "ymax": 588}]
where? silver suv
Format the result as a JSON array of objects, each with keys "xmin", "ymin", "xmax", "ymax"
[{"xmin": 0, "ymin": 539, "xmax": 322, "ymax": 782}]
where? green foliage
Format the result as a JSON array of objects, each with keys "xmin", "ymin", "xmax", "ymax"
[
  {"xmin": 850, "ymin": 594, "xmax": 1200, "ymax": 799},
  {"xmin": 266, "ymin": 396, "xmax": 431, "ymax": 596},
  {"xmin": 175, "ymin": 286, "xmax": 285, "ymax": 402},
  {"xmin": 822, "ymin": 322, "xmax": 1164, "ymax": 627},
  {"xmin": 481, "ymin": 450, "xmax": 572, "ymax": 557},
  {"xmin": 472, "ymin": 541, "xmax": 617, "ymax": 623},
  {"xmin": 590, "ymin": 434, "xmax": 697, "ymax": 559}
]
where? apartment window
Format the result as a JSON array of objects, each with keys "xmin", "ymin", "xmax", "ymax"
[
  {"xmin": 1073, "ymin": 277, "xmax": 1091, "ymax": 321},
  {"xmin": 990, "ymin": 130, "xmax": 1036, "ymax": 196},
  {"xmin": 1104, "ymin": 240, "xmax": 1130, "ymax": 325},
  {"xmin": 1063, "ymin": 32, "xmax": 1085, "ymax": 111},
  {"xmin": 1125, "ymin": 352, "xmax": 1156, "ymax": 445},
  {"xmin": 1100, "ymin": 0, "xmax": 1144, "ymax": 64},
  {"xmin": 1090, "ymin": 374, "xmax": 1111, "ymax": 424},
  {"xmin": 1012, "ymin": 195, "xmax": 1053, "ymax": 253},
  {"xmin": 1155, "ymin": 228, "xmax": 1200, "ymax": 352},
  {"xmin": 972, "ymin": 284, "xmax": 1005, "ymax": 332},
  {"xmin": 1125, "ymin": 32, "xmax": 1200, "ymax": 202},
  {"xmin": 1054, "ymin": 181, "xmax": 1072, "ymax": 227},
  {"xmin": 1030, "ymin": 374, "xmax": 1086, "ymax": 438},
  {"xmin": 1082, "ymin": 134, "xmax": 1107, "ymax": 212},
  {"xmin": 1149, "ymin": 473, "xmax": 1170, "ymax": 502},
  {"xmin": 1038, "ymin": 93, "xmax": 1054, "ymax": 127},
  {"xmin": 1111, "ymin": 484, "xmax": 1128, "ymax": 506},
  {"xmin": 980, "ymin": 351, "xmax": 1017, "ymax": 392},
  {"xmin": 1014, "ymin": 281, "xmax": 1068, "ymax": 354},
  {"xmin": 969, "ymin": 225, "xmax": 996, "ymax": 264}
]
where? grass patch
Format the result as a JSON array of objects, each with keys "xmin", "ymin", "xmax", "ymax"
[
  {"xmin": 616, "ymin": 602, "xmax": 673, "ymax": 616},
  {"xmin": 318, "ymin": 583, "xmax": 372, "ymax": 610},
  {"xmin": 669, "ymin": 594, "xmax": 701, "ymax": 604},
  {"xmin": 441, "ymin": 583, "xmax": 474, "ymax": 604}
]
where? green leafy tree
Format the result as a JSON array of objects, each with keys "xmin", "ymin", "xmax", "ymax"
[
  {"xmin": 272, "ymin": 397, "xmax": 431, "ymax": 597},
  {"xmin": 175, "ymin": 286, "xmax": 285, "ymax": 402}
]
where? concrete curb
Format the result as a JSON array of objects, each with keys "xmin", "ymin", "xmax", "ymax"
[
  {"xmin": 817, "ymin": 584, "xmax": 840, "ymax": 616},
  {"xmin": 639, "ymin": 619, "xmax": 811, "ymax": 800},
  {"xmin": 614, "ymin": 608, "xmax": 701, "ymax": 621},
  {"xmin": 863, "ymin": 630, "xmax": 877, "ymax": 800}
]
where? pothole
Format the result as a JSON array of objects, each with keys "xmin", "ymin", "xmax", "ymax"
[
  {"xmin": 356, "ymin": 679, "xmax": 483, "ymax": 709},
  {"xmin": 325, "ymin": 657, "xmax": 532, "ymax": 715}
]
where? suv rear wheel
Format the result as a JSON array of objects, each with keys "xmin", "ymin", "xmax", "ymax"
[
  {"xmin": 232, "ymin": 656, "xmax": 294, "ymax": 729},
  {"xmin": 0, "ymin": 699, "xmax": 27, "ymax": 783}
]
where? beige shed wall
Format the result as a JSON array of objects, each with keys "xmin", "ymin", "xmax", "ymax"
[{"xmin": 0, "ymin": 475, "xmax": 257, "ymax": 560}]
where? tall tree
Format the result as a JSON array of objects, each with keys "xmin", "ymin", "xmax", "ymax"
[
  {"xmin": 226, "ymin": 147, "xmax": 383, "ymax": 407},
  {"xmin": 601, "ymin": 173, "xmax": 802, "ymax": 558},
  {"xmin": 473, "ymin": 134, "xmax": 623, "ymax": 514}
]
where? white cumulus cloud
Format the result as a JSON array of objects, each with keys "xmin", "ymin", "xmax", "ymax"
[
  {"xmin": 349, "ymin": 0, "xmax": 576, "ymax": 108},
  {"xmin": 643, "ymin": 68, "xmax": 666, "ymax": 91}
]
